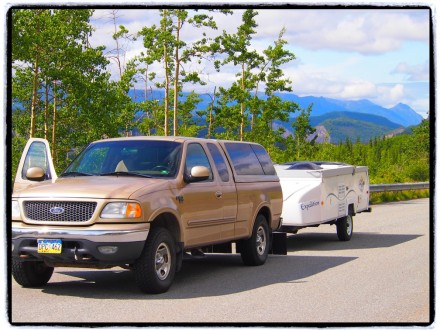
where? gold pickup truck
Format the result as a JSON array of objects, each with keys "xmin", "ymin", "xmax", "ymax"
[{"xmin": 11, "ymin": 137, "xmax": 283, "ymax": 293}]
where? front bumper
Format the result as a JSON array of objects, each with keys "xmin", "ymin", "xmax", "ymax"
[{"xmin": 11, "ymin": 222, "xmax": 150, "ymax": 266}]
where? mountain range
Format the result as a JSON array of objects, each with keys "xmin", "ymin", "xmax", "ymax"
[
  {"xmin": 281, "ymin": 94, "xmax": 423, "ymax": 127},
  {"xmin": 130, "ymin": 90, "xmax": 424, "ymax": 143},
  {"xmin": 273, "ymin": 94, "xmax": 423, "ymax": 143}
]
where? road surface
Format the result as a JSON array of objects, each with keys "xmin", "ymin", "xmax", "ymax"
[{"xmin": 9, "ymin": 198, "xmax": 432, "ymax": 326}]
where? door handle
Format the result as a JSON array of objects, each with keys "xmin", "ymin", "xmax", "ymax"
[{"xmin": 215, "ymin": 191, "xmax": 223, "ymax": 198}]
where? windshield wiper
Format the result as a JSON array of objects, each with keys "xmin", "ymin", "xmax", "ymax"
[
  {"xmin": 100, "ymin": 171, "xmax": 153, "ymax": 178},
  {"xmin": 60, "ymin": 171, "xmax": 93, "ymax": 177}
]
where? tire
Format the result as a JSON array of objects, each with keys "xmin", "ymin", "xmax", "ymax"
[
  {"xmin": 337, "ymin": 214, "xmax": 353, "ymax": 241},
  {"xmin": 240, "ymin": 214, "xmax": 270, "ymax": 266},
  {"xmin": 11, "ymin": 259, "xmax": 54, "ymax": 287},
  {"xmin": 134, "ymin": 227, "xmax": 176, "ymax": 294}
]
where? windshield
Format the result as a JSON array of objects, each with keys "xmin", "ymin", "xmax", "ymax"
[{"xmin": 62, "ymin": 140, "xmax": 182, "ymax": 178}]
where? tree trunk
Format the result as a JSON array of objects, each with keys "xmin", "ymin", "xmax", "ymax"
[
  {"xmin": 29, "ymin": 55, "xmax": 39, "ymax": 138},
  {"xmin": 164, "ymin": 44, "xmax": 169, "ymax": 136},
  {"xmin": 144, "ymin": 69, "xmax": 152, "ymax": 136},
  {"xmin": 173, "ymin": 16, "xmax": 181, "ymax": 137},
  {"xmin": 44, "ymin": 80, "xmax": 49, "ymax": 140},
  {"xmin": 51, "ymin": 81, "xmax": 57, "ymax": 160},
  {"xmin": 240, "ymin": 63, "xmax": 245, "ymax": 141},
  {"xmin": 208, "ymin": 86, "xmax": 216, "ymax": 139}
]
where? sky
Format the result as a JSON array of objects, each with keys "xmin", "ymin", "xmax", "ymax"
[{"xmin": 88, "ymin": 5, "xmax": 432, "ymax": 119}]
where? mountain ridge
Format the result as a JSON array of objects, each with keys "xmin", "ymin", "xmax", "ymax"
[
  {"xmin": 128, "ymin": 89, "xmax": 424, "ymax": 142},
  {"xmin": 277, "ymin": 93, "xmax": 423, "ymax": 127},
  {"xmin": 129, "ymin": 89, "xmax": 423, "ymax": 128}
]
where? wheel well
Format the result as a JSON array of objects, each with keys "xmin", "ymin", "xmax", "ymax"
[
  {"xmin": 150, "ymin": 213, "xmax": 181, "ymax": 244},
  {"xmin": 258, "ymin": 206, "xmax": 271, "ymax": 227}
]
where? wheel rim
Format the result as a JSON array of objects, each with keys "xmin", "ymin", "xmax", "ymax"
[
  {"xmin": 256, "ymin": 226, "xmax": 267, "ymax": 255},
  {"xmin": 155, "ymin": 242, "xmax": 171, "ymax": 280},
  {"xmin": 346, "ymin": 216, "xmax": 353, "ymax": 235}
]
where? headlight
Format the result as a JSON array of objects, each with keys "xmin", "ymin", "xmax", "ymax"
[
  {"xmin": 12, "ymin": 200, "xmax": 20, "ymax": 218},
  {"xmin": 101, "ymin": 202, "xmax": 142, "ymax": 219}
]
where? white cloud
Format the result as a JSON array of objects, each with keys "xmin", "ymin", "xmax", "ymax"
[
  {"xmin": 391, "ymin": 61, "xmax": 429, "ymax": 81},
  {"xmin": 374, "ymin": 84, "xmax": 406, "ymax": 106},
  {"xmin": 87, "ymin": 8, "xmax": 430, "ymax": 118},
  {"xmin": 339, "ymin": 80, "xmax": 378, "ymax": 99},
  {"xmin": 388, "ymin": 84, "xmax": 406, "ymax": 101},
  {"xmin": 286, "ymin": 69, "xmax": 344, "ymax": 96},
  {"xmin": 256, "ymin": 9, "xmax": 429, "ymax": 55},
  {"xmin": 289, "ymin": 69, "xmax": 378, "ymax": 101}
]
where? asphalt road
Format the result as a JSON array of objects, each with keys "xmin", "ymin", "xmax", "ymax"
[{"xmin": 8, "ymin": 198, "xmax": 432, "ymax": 326}]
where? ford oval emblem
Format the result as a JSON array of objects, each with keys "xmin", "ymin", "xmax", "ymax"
[{"xmin": 49, "ymin": 206, "xmax": 65, "ymax": 215}]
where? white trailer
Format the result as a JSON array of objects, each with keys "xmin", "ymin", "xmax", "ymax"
[{"xmin": 275, "ymin": 161, "xmax": 371, "ymax": 241}]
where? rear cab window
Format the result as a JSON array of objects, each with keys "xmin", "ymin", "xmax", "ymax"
[
  {"xmin": 250, "ymin": 144, "xmax": 277, "ymax": 175},
  {"xmin": 221, "ymin": 142, "xmax": 278, "ymax": 182}
]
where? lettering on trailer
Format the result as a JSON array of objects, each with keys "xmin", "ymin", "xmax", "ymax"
[{"xmin": 301, "ymin": 200, "xmax": 320, "ymax": 211}]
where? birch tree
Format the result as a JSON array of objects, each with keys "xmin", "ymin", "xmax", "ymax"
[
  {"xmin": 12, "ymin": 9, "xmax": 114, "ymax": 170},
  {"xmin": 138, "ymin": 9, "xmax": 224, "ymax": 136}
]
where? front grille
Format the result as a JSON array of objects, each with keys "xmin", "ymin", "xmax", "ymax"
[{"xmin": 24, "ymin": 201, "xmax": 97, "ymax": 222}]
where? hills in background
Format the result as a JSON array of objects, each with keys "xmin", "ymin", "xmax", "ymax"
[
  {"xmin": 129, "ymin": 90, "xmax": 424, "ymax": 143},
  {"xmin": 256, "ymin": 93, "xmax": 423, "ymax": 143},
  {"xmin": 283, "ymin": 94, "xmax": 423, "ymax": 127}
]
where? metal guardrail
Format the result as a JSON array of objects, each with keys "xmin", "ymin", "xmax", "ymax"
[{"xmin": 370, "ymin": 182, "xmax": 430, "ymax": 193}]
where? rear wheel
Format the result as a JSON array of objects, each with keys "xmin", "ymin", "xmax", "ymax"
[
  {"xmin": 134, "ymin": 227, "xmax": 176, "ymax": 294},
  {"xmin": 337, "ymin": 214, "xmax": 353, "ymax": 241},
  {"xmin": 11, "ymin": 259, "xmax": 54, "ymax": 287},
  {"xmin": 240, "ymin": 214, "xmax": 270, "ymax": 266}
]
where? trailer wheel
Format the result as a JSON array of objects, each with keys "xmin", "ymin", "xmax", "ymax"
[
  {"xmin": 134, "ymin": 227, "xmax": 176, "ymax": 294},
  {"xmin": 240, "ymin": 214, "xmax": 270, "ymax": 266},
  {"xmin": 337, "ymin": 214, "xmax": 353, "ymax": 241},
  {"xmin": 11, "ymin": 259, "xmax": 54, "ymax": 287}
]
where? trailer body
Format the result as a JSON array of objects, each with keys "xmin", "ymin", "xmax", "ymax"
[{"xmin": 275, "ymin": 162, "xmax": 370, "ymax": 238}]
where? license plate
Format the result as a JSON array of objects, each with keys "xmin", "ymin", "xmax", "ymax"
[{"xmin": 37, "ymin": 239, "xmax": 62, "ymax": 254}]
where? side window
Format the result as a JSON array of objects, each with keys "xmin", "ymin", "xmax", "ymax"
[
  {"xmin": 185, "ymin": 143, "xmax": 213, "ymax": 181},
  {"xmin": 21, "ymin": 141, "xmax": 51, "ymax": 180},
  {"xmin": 207, "ymin": 143, "xmax": 230, "ymax": 182},
  {"xmin": 224, "ymin": 143, "xmax": 264, "ymax": 175},
  {"xmin": 250, "ymin": 144, "xmax": 276, "ymax": 175}
]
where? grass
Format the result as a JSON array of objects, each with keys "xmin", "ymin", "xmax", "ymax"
[{"xmin": 370, "ymin": 189, "xmax": 430, "ymax": 204}]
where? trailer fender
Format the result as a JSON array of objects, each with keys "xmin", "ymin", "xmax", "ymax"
[{"xmin": 348, "ymin": 203, "xmax": 355, "ymax": 216}]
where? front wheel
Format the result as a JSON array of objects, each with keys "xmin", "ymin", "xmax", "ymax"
[
  {"xmin": 240, "ymin": 214, "xmax": 270, "ymax": 266},
  {"xmin": 134, "ymin": 227, "xmax": 176, "ymax": 294},
  {"xmin": 337, "ymin": 214, "xmax": 353, "ymax": 241},
  {"xmin": 11, "ymin": 259, "xmax": 54, "ymax": 287}
]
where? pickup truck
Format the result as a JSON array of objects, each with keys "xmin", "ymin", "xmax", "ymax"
[{"xmin": 11, "ymin": 137, "xmax": 283, "ymax": 293}]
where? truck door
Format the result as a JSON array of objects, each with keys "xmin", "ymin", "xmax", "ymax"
[
  {"xmin": 13, "ymin": 138, "xmax": 57, "ymax": 192},
  {"xmin": 179, "ymin": 142, "xmax": 224, "ymax": 247},
  {"xmin": 206, "ymin": 142, "xmax": 238, "ymax": 240}
]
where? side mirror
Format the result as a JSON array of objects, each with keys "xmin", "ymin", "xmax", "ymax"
[
  {"xmin": 184, "ymin": 166, "xmax": 210, "ymax": 183},
  {"xmin": 26, "ymin": 167, "xmax": 46, "ymax": 182}
]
